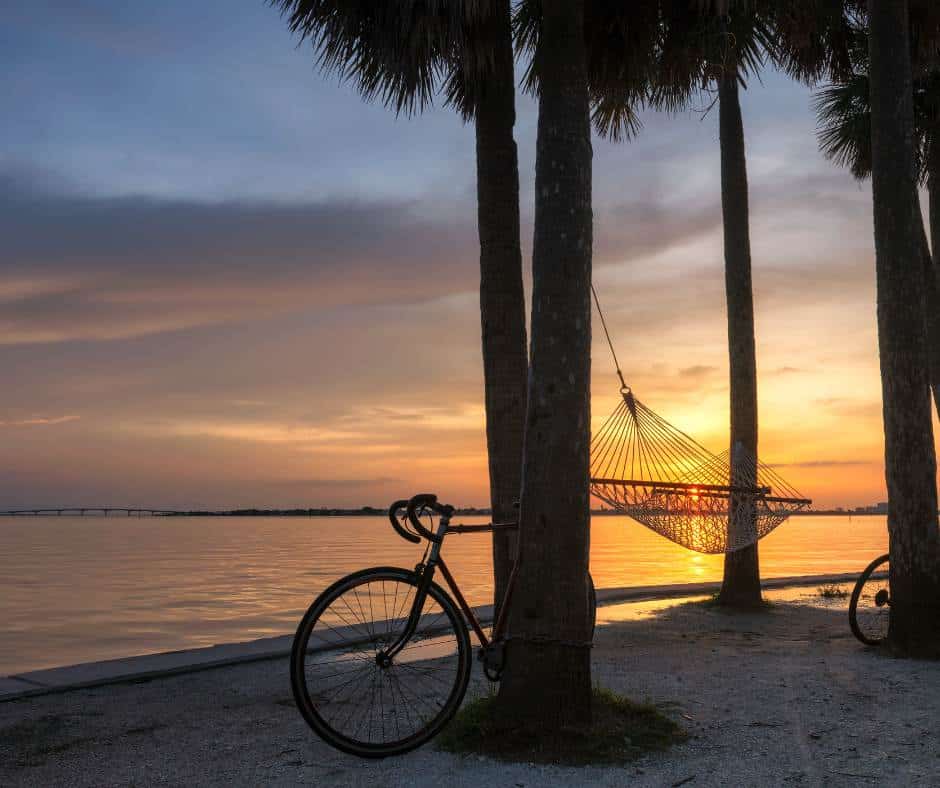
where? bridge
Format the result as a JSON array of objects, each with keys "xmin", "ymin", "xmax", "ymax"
[{"xmin": 0, "ymin": 508, "xmax": 180, "ymax": 517}]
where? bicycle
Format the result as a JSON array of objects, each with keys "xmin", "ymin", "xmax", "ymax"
[
  {"xmin": 290, "ymin": 493, "xmax": 597, "ymax": 758},
  {"xmin": 848, "ymin": 553, "xmax": 890, "ymax": 646}
]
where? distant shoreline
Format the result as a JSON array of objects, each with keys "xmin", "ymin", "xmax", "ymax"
[
  {"xmin": 168, "ymin": 508, "xmax": 892, "ymax": 517},
  {"xmin": 0, "ymin": 508, "xmax": 897, "ymax": 518}
]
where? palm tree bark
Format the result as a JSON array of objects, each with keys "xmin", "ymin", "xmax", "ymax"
[
  {"xmin": 475, "ymin": 0, "xmax": 527, "ymax": 616},
  {"xmin": 498, "ymin": 0, "xmax": 593, "ymax": 725},
  {"xmin": 717, "ymin": 73, "xmax": 762, "ymax": 608},
  {"xmin": 868, "ymin": 0, "xmax": 940, "ymax": 657}
]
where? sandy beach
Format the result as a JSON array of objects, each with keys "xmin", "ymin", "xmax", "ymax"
[{"xmin": 2, "ymin": 590, "xmax": 938, "ymax": 787}]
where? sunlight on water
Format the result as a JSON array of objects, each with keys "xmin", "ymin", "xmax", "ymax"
[{"xmin": 0, "ymin": 514, "xmax": 887, "ymax": 675}]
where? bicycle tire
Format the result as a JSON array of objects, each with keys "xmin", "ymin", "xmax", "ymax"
[
  {"xmin": 849, "ymin": 553, "xmax": 890, "ymax": 646},
  {"xmin": 291, "ymin": 566, "xmax": 472, "ymax": 758}
]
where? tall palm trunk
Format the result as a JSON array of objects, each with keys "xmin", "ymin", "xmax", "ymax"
[
  {"xmin": 498, "ymin": 0, "xmax": 593, "ymax": 725},
  {"xmin": 868, "ymin": 0, "xmax": 940, "ymax": 657},
  {"xmin": 475, "ymin": 0, "xmax": 527, "ymax": 615},
  {"xmin": 717, "ymin": 73, "xmax": 762, "ymax": 608}
]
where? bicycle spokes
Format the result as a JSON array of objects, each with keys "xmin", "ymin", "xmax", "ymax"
[{"xmin": 292, "ymin": 569, "xmax": 471, "ymax": 755}]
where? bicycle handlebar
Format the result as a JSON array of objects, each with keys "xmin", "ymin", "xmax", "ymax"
[
  {"xmin": 387, "ymin": 499, "xmax": 421, "ymax": 544},
  {"xmin": 406, "ymin": 493, "xmax": 453, "ymax": 543}
]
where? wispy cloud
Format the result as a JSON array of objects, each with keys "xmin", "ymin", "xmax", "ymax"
[
  {"xmin": 768, "ymin": 459, "xmax": 874, "ymax": 469},
  {"xmin": 0, "ymin": 415, "xmax": 79, "ymax": 427},
  {"xmin": 678, "ymin": 365, "xmax": 718, "ymax": 379},
  {"xmin": 263, "ymin": 477, "xmax": 400, "ymax": 490}
]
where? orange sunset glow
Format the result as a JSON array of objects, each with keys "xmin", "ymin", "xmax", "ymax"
[
  {"xmin": 4, "ymin": 4, "xmax": 940, "ymax": 782},
  {"xmin": 2, "ymin": 7, "xmax": 938, "ymax": 513}
]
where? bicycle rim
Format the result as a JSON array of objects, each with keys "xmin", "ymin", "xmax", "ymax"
[
  {"xmin": 291, "ymin": 567, "xmax": 471, "ymax": 757},
  {"xmin": 849, "ymin": 554, "xmax": 890, "ymax": 646}
]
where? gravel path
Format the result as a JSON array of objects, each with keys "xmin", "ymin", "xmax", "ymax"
[{"xmin": 2, "ymin": 594, "xmax": 938, "ymax": 787}]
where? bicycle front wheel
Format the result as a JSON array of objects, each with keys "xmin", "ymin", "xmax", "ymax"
[
  {"xmin": 849, "ymin": 554, "xmax": 890, "ymax": 646},
  {"xmin": 291, "ymin": 567, "xmax": 471, "ymax": 758}
]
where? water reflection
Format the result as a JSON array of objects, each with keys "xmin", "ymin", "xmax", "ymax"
[{"xmin": 0, "ymin": 514, "xmax": 886, "ymax": 675}]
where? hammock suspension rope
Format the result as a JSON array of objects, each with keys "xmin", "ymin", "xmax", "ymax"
[{"xmin": 589, "ymin": 287, "xmax": 811, "ymax": 554}]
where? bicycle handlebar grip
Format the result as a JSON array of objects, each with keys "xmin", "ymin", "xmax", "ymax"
[
  {"xmin": 406, "ymin": 493, "xmax": 449, "ymax": 543},
  {"xmin": 388, "ymin": 499, "xmax": 421, "ymax": 544}
]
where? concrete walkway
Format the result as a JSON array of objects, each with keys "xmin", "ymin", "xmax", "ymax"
[
  {"xmin": 3, "ymin": 585, "xmax": 938, "ymax": 787},
  {"xmin": 0, "ymin": 573, "xmax": 862, "ymax": 703}
]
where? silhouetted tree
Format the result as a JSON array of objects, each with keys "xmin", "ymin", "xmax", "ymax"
[
  {"xmin": 867, "ymin": 0, "xmax": 940, "ymax": 657},
  {"xmin": 648, "ymin": 1, "xmax": 777, "ymax": 608},
  {"xmin": 813, "ymin": 18, "xmax": 940, "ymax": 416},
  {"xmin": 272, "ymin": 0, "xmax": 526, "ymax": 612},
  {"xmin": 519, "ymin": 0, "xmax": 778, "ymax": 608},
  {"xmin": 498, "ymin": 0, "xmax": 595, "ymax": 726}
]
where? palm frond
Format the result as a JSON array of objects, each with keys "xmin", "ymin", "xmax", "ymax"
[
  {"xmin": 813, "ymin": 75, "xmax": 872, "ymax": 180},
  {"xmin": 514, "ymin": 0, "xmax": 659, "ymax": 139},
  {"xmin": 271, "ymin": 0, "xmax": 506, "ymax": 119},
  {"xmin": 766, "ymin": 0, "xmax": 864, "ymax": 85},
  {"xmin": 810, "ymin": 15, "xmax": 940, "ymax": 186}
]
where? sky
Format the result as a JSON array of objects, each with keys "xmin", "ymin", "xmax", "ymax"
[{"xmin": 2, "ymin": 1, "xmax": 938, "ymax": 510}]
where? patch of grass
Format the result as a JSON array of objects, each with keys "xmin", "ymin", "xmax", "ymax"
[
  {"xmin": 817, "ymin": 584, "xmax": 849, "ymax": 599},
  {"xmin": 437, "ymin": 686, "xmax": 686, "ymax": 766}
]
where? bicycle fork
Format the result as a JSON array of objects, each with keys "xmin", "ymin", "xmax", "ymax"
[{"xmin": 378, "ymin": 510, "xmax": 452, "ymax": 665}]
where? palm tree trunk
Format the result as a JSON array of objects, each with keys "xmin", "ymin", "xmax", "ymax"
[
  {"xmin": 474, "ymin": 0, "xmax": 527, "ymax": 616},
  {"xmin": 498, "ymin": 0, "xmax": 593, "ymax": 725},
  {"xmin": 716, "ymin": 73, "xmax": 762, "ymax": 608},
  {"xmin": 868, "ymin": 0, "xmax": 940, "ymax": 658}
]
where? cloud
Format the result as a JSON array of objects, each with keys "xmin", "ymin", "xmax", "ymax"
[
  {"xmin": 769, "ymin": 459, "xmax": 875, "ymax": 469},
  {"xmin": 263, "ymin": 477, "xmax": 399, "ymax": 489},
  {"xmin": 0, "ymin": 415, "xmax": 79, "ymax": 427},
  {"xmin": 0, "ymin": 154, "xmax": 880, "ymax": 349},
  {"xmin": 0, "ymin": 170, "xmax": 478, "ymax": 344},
  {"xmin": 678, "ymin": 365, "xmax": 718, "ymax": 379}
]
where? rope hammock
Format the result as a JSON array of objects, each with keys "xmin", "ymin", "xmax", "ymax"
[{"xmin": 589, "ymin": 286, "xmax": 812, "ymax": 554}]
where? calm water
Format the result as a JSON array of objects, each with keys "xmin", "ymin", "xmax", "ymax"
[{"xmin": 0, "ymin": 514, "xmax": 887, "ymax": 676}]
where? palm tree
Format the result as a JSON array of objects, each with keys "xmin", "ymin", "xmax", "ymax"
[
  {"xmin": 519, "ymin": 1, "xmax": 769, "ymax": 608},
  {"xmin": 813, "ymin": 23, "xmax": 940, "ymax": 417},
  {"xmin": 497, "ymin": 0, "xmax": 595, "ymax": 725},
  {"xmin": 648, "ymin": 2, "xmax": 776, "ymax": 608},
  {"xmin": 867, "ymin": 0, "xmax": 940, "ymax": 657},
  {"xmin": 271, "ymin": 0, "xmax": 527, "ymax": 612}
]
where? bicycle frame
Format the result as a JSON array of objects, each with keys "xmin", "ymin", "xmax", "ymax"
[{"xmin": 382, "ymin": 512, "xmax": 519, "ymax": 660}]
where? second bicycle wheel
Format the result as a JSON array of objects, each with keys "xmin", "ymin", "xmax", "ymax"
[
  {"xmin": 849, "ymin": 554, "xmax": 891, "ymax": 646},
  {"xmin": 291, "ymin": 566, "xmax": 472, "ymax": 758}
]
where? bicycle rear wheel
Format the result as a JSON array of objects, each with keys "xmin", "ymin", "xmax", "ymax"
[
  {"xmin": 291, "ymin": 567, "xmax": 471, "ymax": 758},
  {"xmin": 849, "ymin": 554, "xmax": 890, "ymax": 646}
]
